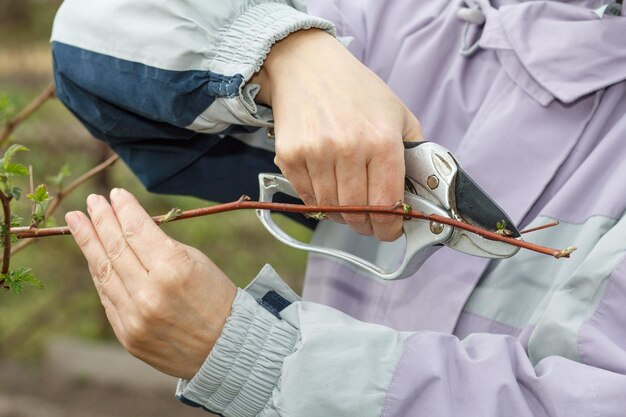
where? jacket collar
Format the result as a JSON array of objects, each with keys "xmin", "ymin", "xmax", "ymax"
[{"xmin": 474, "ymin": 0, "xmax": 626, "ymax": 105}]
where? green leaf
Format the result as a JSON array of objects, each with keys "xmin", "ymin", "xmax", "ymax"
[
  {"xmin": 10, "ymin": 186, "xmax": 22, "ymax": 200},
  {"xmin": 495, "ymin": 219, "xmax": 512, "ymax": 236},
  {"xmin": 27, "ymin": 184, "xmax": 50, "ymax": 203},
  {"xmin": 1, "ymin": 144, "xmax": 29, "ymax": 167},
  {"xmin": 2, "ymin": 162, "xmax": 29, "ymax": 177},
  {"xmin": 47, "ymin": 164, "xmax": 72, "ymax": 188},
  {"xmin": 10, "ymin": 213, "xmax": 23, "ymax": 228},
  {"xmin": 4, "ymin": 267, "xmax": 43, "ymax": 294},
  {"xmin": 27, "ymin": 185, "xmax": 52, "ymax": 227}
]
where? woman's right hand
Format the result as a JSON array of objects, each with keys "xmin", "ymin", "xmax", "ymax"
[{"xmin": 252, "ymin": 29, "xmax": 423, "ymax": 241}]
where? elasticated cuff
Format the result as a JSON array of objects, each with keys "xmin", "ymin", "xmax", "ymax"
[
  {"xmin": 176, "ymin": 288, "xmax": 299, "ymax": 417},
  {"xmin": 211, "ymin": 1, "xmax": 336, "ymax": 80}
]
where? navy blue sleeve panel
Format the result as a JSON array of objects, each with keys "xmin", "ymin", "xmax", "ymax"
[
  {"xmin": 51, "ymin": 41, "xmax": 244, "ymax": 129},
  {"xmin": 52, "ymin": 42, "xmax": 316, "ymax": 228}
]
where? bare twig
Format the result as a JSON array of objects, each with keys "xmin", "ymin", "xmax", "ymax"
[
  {"xmin": 520, "ymin": 220, "xmax": 560, "ymax": 234},
  {"xmin": 10, "ymin": 198, "xmax": 575, "ymax": 259},
  {"xmin": 0, "ymin": 83, "xmax": 56, "ymax": 146},
  {"xmin": 54, "ymin": 154, "xmax": 119, "ymax": 203},
  {"xmin": 28, "ymin": 164, "xmax": 36, "ymax": 227}
]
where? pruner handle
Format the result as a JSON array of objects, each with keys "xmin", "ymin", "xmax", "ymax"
[{"xmin": 256, "ymin": 173, "xmax": 452, "ymax": 281}]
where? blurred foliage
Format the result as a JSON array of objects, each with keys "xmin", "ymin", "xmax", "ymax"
[{"xmin": 0, "ymin": 60, "xmax": 311, "ymax": 361}]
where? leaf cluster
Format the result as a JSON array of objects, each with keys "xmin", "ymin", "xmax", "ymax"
[
  {"xmin": 2, "ymin": 267, "xmax": 43, "ymax": 294},
  {"xmin": 27, "ymin": 184, "xmax": 52, "ymax": 226},
  {"xmin": 0, "ymin": 144, "xmax": 29, "ymax": 199},
  {"xmin": 495, "ymin": 219, "xmax": 512, "ymax": 236}
]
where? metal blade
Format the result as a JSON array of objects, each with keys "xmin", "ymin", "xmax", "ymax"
[{"xmin": 453, "ymin": 168, "xmax": 520, "ymax": 238}]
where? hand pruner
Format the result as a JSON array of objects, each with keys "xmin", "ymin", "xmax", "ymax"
[{"xmin": 256, "ymin": 141, "xmax": 521, "ymax": 281}]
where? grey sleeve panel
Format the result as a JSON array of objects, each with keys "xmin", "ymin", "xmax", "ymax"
[
  {"xmin": 210, "ymin": 1, "xmax": 336, "ymax": 80},
  {"xmin": 179, "ymin": 265, "xmax": 409, "ymax": 417},
  {"xmin": 186, "ymin": 1, "xmax": 337, "ymax": 133},
  {"xmin": 244, "ymin": 264, "xmax": 302, "ymax": 303},
  {"xmin": 176, "ymin": 288, "xmax": 299, "ymax": 417}
]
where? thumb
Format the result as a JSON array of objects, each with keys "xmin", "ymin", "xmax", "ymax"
[{"xmin": 402, "ymin": 106, "xmax": 424, "ymax": 142}]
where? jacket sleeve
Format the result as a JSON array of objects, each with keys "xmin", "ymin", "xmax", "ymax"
[
  {"xmin": 50, "ymin": 0, "xmax": 335, "ymax": 205},
  {"xmin": 176, "ymin": 264, "xmax": 626, "ymax": 417}
]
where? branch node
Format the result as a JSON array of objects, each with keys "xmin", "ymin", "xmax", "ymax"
[
  {"xmin": 304, "ymin": 212, "xmax": 327, "ymax": 220},
  {"xmin": 159, "ymin": 207, "xmax": 183, "ymax": 224},
  {"xmin": 555, "ymin": 246, "xmax": 577, "ymax": 259}
]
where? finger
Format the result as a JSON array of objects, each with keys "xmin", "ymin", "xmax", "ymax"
[
  {"xmin": 335, "ymin": 157, "xmax": 373, "ymax": 235},
  {"xmin": 86, "ymin": 193, "xmax": 147, "ymax": 292},
  {"xmin": 108, "ymin": 188, "xmax": 173, "ymax": 270},
  {"xmin": 66, "ymin": 210, "xmax": 134, "ymax": 310},
  {"xmin": 367, "ymin": 146, "xmax": 405, "ymax": 241},
  {"xmin": 274, "ymin": 155, "xmax": 317, "ymax": 206},
  {"xmin": 402, "ymin": 107, "xmax": 424, "ymax": 142},
  {"xmin": 99, "ymin": 291, "xmax": 127, "ymax": 341},
  {"xmin": 307, "ymin": 158, "xmax": 344, "ymax": 224}
]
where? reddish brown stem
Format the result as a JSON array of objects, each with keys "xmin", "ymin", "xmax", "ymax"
[
  {"xmin": 0, "ymin": 84, "xmax": 56, "ymax": 146},
  {"xmin": 520, "ymin": 220, "xmax": 560, "ymax": 235},
  {"xmin": 0, "ymin": 191, "xmax": 12, "ymax": 287},
  {"xmin": 10, "ymin": 198, "xmax": 573, "ymax": 259}
]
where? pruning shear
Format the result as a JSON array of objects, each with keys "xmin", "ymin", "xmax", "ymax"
[{"xmin": 256, "ymin": 141, "xmax": 521, "ymax": 281}]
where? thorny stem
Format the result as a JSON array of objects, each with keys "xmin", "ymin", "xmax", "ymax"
[
  {"xmin": 0, "ymin": 191, "xmax": 13, "ymax": 287},
  {"xmin": 0, "ymin": 83, "xmax": 56, "ymax": 147},
  {"xmin": 10, "ymin": 197, "xmax": 575, "ymax": 259},
  {"xmin": 9, "ymin": 154, "xmax": 119, "ymax": 256}
]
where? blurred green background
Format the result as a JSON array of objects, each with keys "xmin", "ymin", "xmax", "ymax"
[{"xmin": 0, "ymin": 2, "xmax": 310, "ymax": 415}]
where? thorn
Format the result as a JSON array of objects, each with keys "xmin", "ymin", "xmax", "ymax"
[
  {"xmin": 555, "ymin": 246, "xmax": 577, "ymax": 259},
  {"xmin": 238, "ymin": 195, "xmax": 251, "ymax": 203}
]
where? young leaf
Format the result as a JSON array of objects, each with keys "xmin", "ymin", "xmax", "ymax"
[
  {"xmin": 10, "ymin": 186, "xmax": 22, "ymax": 200},
  {"xmin": 27, "ymin": 184, "xmax": 53, "ymax": 226},
  {"xmin": 0, "ymin": 145, "xmax": 29, "ymax": 186},
  {"xmin": 4, "ymin": 267, "xmax": 43, "ymax": 294},
  {"xmin": 2, "ymin": 162, "xmax": 29, "ymax": 177},
  {"xmin": 10, "ymin": 213, "xmax": 23, "ymax": 228},
  {"xmin": 47, "ymin": 164, "xmax": 71, "ymax": 188},
  {"xmin": 161, "ymin": 207, "xmax": 183, "ymax": 223},
  {"xmin": 495, "ymin": 219, "xmax": 512, "ymax": 236},
  {"xmin": 27, "ymin": 184, "xmax": 50, "ymax": 203},
  {"xmin": 1, "ymin": 144, "xmax": 29, "ymax": 167}
]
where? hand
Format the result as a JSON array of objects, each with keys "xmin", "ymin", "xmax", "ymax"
[
  {"xmin": 65, "ymin": 189, "xmax": 237, "ymax": 380},
  {"xmin": 253, "ymin": 29, "xmax": 423, "ymax": 241}
]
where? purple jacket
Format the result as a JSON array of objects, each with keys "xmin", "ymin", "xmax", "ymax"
[{"xmin": 52, "ymin": 0, "xmax": 626, "ymax": 415}]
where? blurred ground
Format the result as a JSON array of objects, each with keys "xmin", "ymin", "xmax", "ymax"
[
  {"xmin": 0, "ymin": 337, "xmax": 211, "ymax": 417},
  {"xmin": 0, "ymin": 2, "xmax": 309, "ymax": 415}
]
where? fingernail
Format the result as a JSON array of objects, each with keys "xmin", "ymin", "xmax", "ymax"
[
  {"xmin": 86, "ymin": 194, "xmax": 101, "ymax": 211},
  {"xmin": 66, "ymin": 212, "xmax": 81, "ymax": 233}
]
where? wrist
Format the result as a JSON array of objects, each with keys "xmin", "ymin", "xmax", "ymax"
[{"xmin": 252, "ymin": 29, "xmax": 337, "ymax": 106}]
